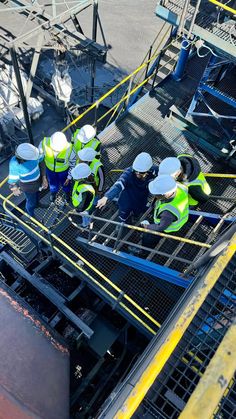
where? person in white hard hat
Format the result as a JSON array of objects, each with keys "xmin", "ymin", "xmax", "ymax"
[
  {"xmin": 141, "ymin": 174, "xmax": 189, "ymax": 248},
  {"xmin": 158, "ymin": 155, "xmax": 211, "ymax": 206},
  {"xmin": 71, "ymin": 163, "xmax": 96, "ymax": 227},
  {"xmin": 8, "ymin": 143, "xmax": 48, "ymax": 217},
  {"xmin": 39, "ymin": 131, "xmax": 76, "ymax": 202},
  {"xmin": 96, "ymin": 152, "xmax": 158, "ymax": 223},
  {"xmin": 71, "ymin": 124, "xmax": 101, "ymax": 156},
  {"xmin": 77, "ymin": 147, "xmax": 105, "ymax": 196}
]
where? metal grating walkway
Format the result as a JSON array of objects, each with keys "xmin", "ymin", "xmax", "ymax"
[{"xmin": 134, "ymin": 253, "xmax": 236, "ymax": 418}]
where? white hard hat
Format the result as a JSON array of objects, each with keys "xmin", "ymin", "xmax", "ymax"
[
  {"xmin": 71, "ymin": 163, "xmax": 92, "ymax": 180},
  {"xmin": 77, "ymin": 147, "xmax": 96, "ymax": 162},
  {"xmin": 76, "ymin": 125, "xmax": 96, "ymax": 144},
  {"xmin": 148, "ymin": 175, "xmax": 177, "ymax": 195},
  {"xmin": 132, "ymin": 152, "xmax": 153, "ymax": 172},
  {"xmin": 50, "ymin": 132, "xmax": 68, "ymax": 152},
  {"xmin": 159, "ymin": 157, "xmax": 181, "ymax": 176},
  {"xmin": 16, "ymin": 143, "xmax": 39, "ymax": 160}
]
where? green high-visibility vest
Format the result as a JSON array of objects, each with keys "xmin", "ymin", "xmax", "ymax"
[
  {"xmin": 154, "ymin": 184, "xmax": 189, "ymax": 233},
  {"xmin": 90, "ymin": 158, "xmax": 103, "ymax": 187},
  {"xmin": 42, "ymin": 137, "xmax": 72, "ymax": 172},
  {"xmin": 72, "ymin": 129, "xmax": 101, "ymax": 155},
  {"xmin": 178, "ymin": 154, "xmax": 211, "ymax": 205},
  {"xmin": 72, "ymin": 181, "xmax": 95, "ymax": 210}
]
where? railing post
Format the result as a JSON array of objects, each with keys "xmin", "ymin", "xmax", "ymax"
[
  {"xmin": 125, "ymin": 75, "xmax": 134, "ymax": 109},
  {"xmin": 145, "ymin": 46, "xmax": 153, "ymax": 80},
  {"xmin": 113, "ymin": 222, "xmax": 124, "ymax": 252},
  {"xmin": 88, "ymin": 215, "xmax": 94, "ymax": 243},
  {"xmin": 94, "ymin": 101, "xmax": 99, "ymax": 129}
]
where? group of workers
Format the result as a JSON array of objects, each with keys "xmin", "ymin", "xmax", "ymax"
[{"xmin": 8, "ymin": 123, "xmax": 211, "ymax": 246}]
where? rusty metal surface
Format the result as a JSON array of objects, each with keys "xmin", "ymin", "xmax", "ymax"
[{"xmin": 0, "ymin": 286, "xmax": 70, "ymax": 419}]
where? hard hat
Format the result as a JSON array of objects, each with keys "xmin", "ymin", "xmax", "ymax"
[
  {"xmin": 71, "ymin": 163, "xmax": 92, "ymax": 180},
  {"xmin": 159, "ymin": 157, "xmax": 181, "ymax": 176},
  {"xmin": 15, "ymin": 143, "xmax": 39, "ymax": 160},
  {"xmin": 76, "ymin": 125, "xmax": 96, "ymax": 144},
  {"xmin": 50, "ymin": 132, "xmax": 68, "ymax": 152},
  {"xmin": 132, "ymin": 152, "xmax": 153, "ymax": 172},
  {"xmin": 77, "ymin": 147, "xmax": 96, "ymax": 162},
  {"xmin": 148, "ymin": 175, "xmax": 177, "ymax": 195}
]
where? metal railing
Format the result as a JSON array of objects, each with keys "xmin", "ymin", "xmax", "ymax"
[{"xmin": 99, "ymin": 233, "xmax": 236, "ymax": 419}]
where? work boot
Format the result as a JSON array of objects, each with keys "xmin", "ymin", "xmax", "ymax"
[{"xmin": 50, "ymin": 193, "xmax": 57, "ymax": 203}]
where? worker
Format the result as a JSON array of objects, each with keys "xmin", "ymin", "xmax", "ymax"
[
  {"xmin": 77, "ymin": 147, "xmax": 105, "ymax": 197},
  {"xmin": 8, "ymin": 143, "xmax": 48, "ymax": 217},
  {"xmin": 142, "ymin": 175, "xmax": 189, "ymax": 248},
  {"xmin": 39, "ymin": 131, "xmax": 75, "ymax": 203},
  {"xmin": 96, "ymin": 152, "xmax": 158, "ymax": 223},
  {"xmin": 71, "ymin": 163, "xmax": 96, "ymax": 227},
  {"xmin": 158, "ymin": 154, "xmax": 211, "ymax": 205},
  {"xmin": 71, "ymin": 124, "xmax": 101, "ymax": 156}
]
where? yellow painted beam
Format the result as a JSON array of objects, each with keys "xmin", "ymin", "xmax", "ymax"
[
  {"xmin": 208, "ymin": 0, "xmax": 236, "ymax": 15},
  {"xmin": 179, "ymin": 319, "xmax": 236, "ymax": 419},
  {"xmin": 113, "ymin": 236, "xmax": 236, "ymax": 419}
]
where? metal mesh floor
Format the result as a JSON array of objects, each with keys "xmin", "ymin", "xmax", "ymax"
[{"xmin": 134, "ymin": 253, "xmax": 236, "ymax": 418}]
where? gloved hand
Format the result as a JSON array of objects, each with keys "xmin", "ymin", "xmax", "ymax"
[{"xmin": 96, "ymin": 196, "xmax": 108, "ymax": 209}]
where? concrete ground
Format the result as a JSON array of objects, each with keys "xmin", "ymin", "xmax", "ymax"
[{"xmin": 80, "ymin": 0, "xmax": 163, "ymax": 75}]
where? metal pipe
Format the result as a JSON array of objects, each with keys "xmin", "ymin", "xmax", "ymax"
[
  {"xmin": 10, "ymin": 46, "xmax": 34, "ymax": 144},
  {"xmin": 178, "ymin": 0, "xmax": 191, "ymax": 34},
  {"xmin": 172, "ymin": 38, "xmax": 191, "ymax": 81},
  {"xmin": 187, "ymin": 0, "xmax": 202, "ymax": 39},
  {"xmin": 90, "ymin": 0, "xmax": 98, "ymax": 103}
]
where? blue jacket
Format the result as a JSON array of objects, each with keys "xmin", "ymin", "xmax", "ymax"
[
  {"xmin": 105, "ymin": 165, "xmax": 158, "ymax": 210},
  {"xmin": 8, "ymin": 156, "xmax": 43, "ymax": 184}
]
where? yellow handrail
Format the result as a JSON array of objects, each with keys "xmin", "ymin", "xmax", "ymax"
[
  {"xmin": 208, "ymin": 0, "xmax": 236, "ymax": 14},
  {"xmin": 113, "ymin": 235, "xmax": 236, "ymax": 419},
  {"xmin": 61, "ymin": 35, "xmax": 181, "ymax": 133},
  {"xmin": 1, "ymin": 192, "xmax": 161, "ymax": 331}
]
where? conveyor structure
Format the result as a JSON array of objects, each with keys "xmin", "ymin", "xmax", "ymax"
[{"xmin": 0, "ymin": 2, "xmax": 236, "ymax": 415}]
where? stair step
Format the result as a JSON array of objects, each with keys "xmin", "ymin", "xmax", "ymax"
[
  {"xmin": 160, "ymin": 54, "xmax": 176, "ymax": 69},
  {"xmin": 167, "ymin": 44, "xmax": 180, "ymax": 56},
  {"xmin": 158, "ymin": 66, "xmax": 171, "ymax": 76}
]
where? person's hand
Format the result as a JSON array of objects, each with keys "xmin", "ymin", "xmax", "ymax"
[
  {"xmin": 64, "ymin": 178, "xmax": 70, "ymax": 186},
  {"xmin": 96, "ymin": 196, "xmax": 108, "ymax": 209},
  {"xmin": 41, "ymin": 176, "xmax": 48, "ymax": 190},
  {"xmin": 11, "ymin": 187, "xmax": 22, "ymax": 196},
  {"xmin": 140, "ymin": 220, "xmax": 149, "ymax": 230}
]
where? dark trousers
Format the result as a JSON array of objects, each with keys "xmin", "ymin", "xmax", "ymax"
[
  {"xmin": 142, "ymin": 231, "xmax": 161, "ymax": 248},
  {"xmin": 24, "ymin": 191, "xmax": 39, "ymax": 217},
  {"xmin": 46, "ymin": 168, "xmax": 71, "ymax": 194}
]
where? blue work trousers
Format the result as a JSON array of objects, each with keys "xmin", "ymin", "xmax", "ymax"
[
  {"xmin": 24, "ymin": 191, "xmax": 39, "ymax": 217},
  {"xmin": 118, "ymin": 204, "xmax": 146, "ymax": 223},
  {"xmin": 46, "ymin": 168, "xmax": 71, "ymax": 194}
]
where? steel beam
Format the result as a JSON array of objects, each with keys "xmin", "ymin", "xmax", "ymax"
[
  {"xmin": 10, "ymin": 46, "xmax": 34, "ymax": 144},
  {"xmin": 25, "ymin": 31, "xmax": 44, "ymax": 101}
]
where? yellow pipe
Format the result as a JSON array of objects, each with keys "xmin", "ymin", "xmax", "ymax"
[
  {"xmin": 208, "ymin": 0, "xmax": 236, "ymax": 14},
  {"xmin": 0, "ymin": 176, "xmax": 9, "ymax": 188},
  {"xmin": 1, "ymin": 194, "xmax": 160, "ymax": 328},
  {"xmin": 114, "ymin": 236, "xmax": 236, "ymax": 419},
  {"xmin": 125, "ymin": 223, "xmax": 211, "ymax": 248},
  {"xmin": 62, "ymin": 36, "xmax": 181, "ymax": 133},
  {"xmin": 179, "ymin": 320, "xmax": 236, "ymax": 419},
  {"xmin": 204, "ymin": 173, "xmax": 236, "ymax": 178}
]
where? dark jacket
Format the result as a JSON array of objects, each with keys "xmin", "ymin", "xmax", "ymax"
[{"xmin": 105, "ymin": 165, "xmax": 159, "ymax": 211}]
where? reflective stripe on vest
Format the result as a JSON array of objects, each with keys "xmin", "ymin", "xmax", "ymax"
[
  {"xmin": 90, "ymin": 158, "xmax": 102, "ymax": 186},
  {"xmin": 42, "ymin": 137, "xmax": 72, "ymax": 172},
  {"xmin": 184, "ymin": 172, "xmax": 211, "ymax": 195},
  {"xmin": 72, "ymin": 129, "xmax": 100, "ymax": 154},
  {"xmin": 154, "ymin": 184, "xmax": 189, "ymax": 233},
  {"xmin": 72, "ymin": 181, "xmax": 95, "ymax": 210}
]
